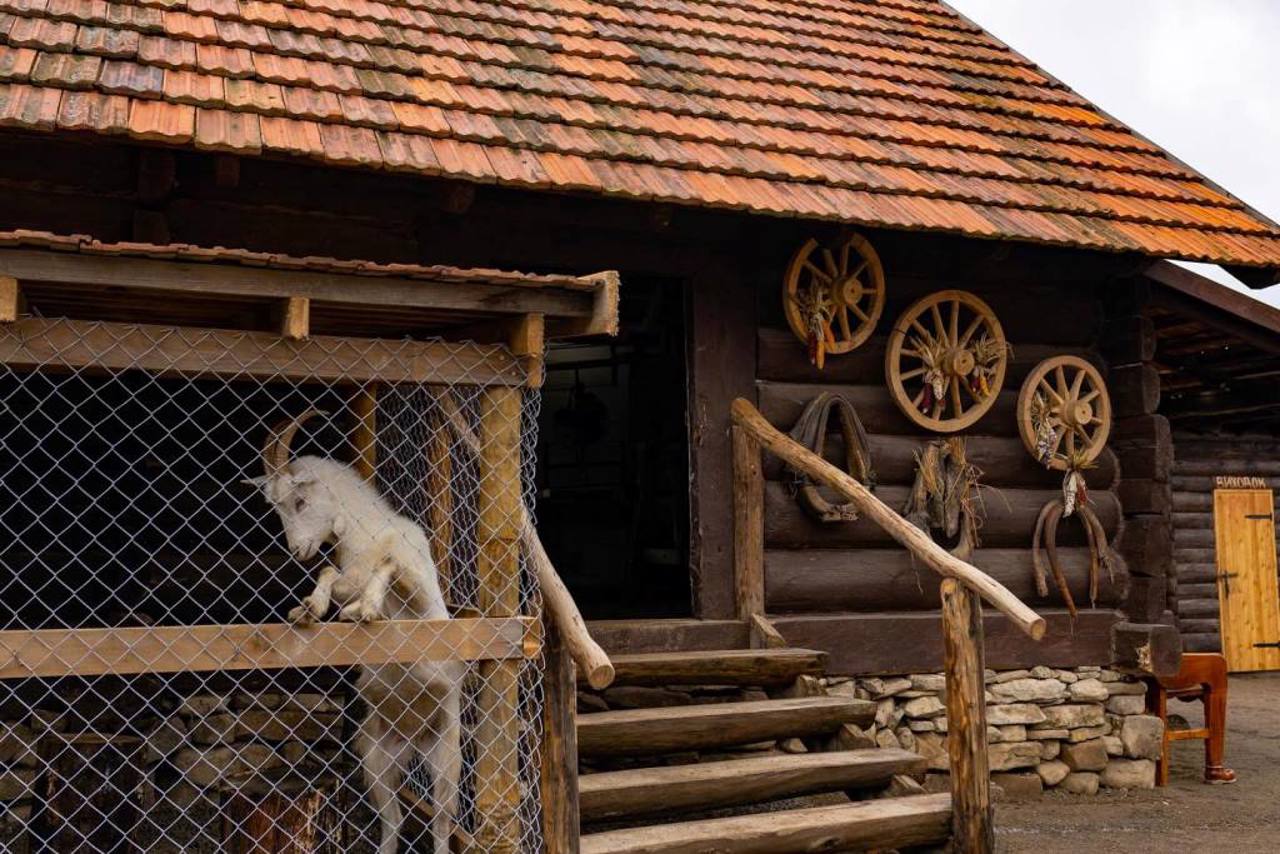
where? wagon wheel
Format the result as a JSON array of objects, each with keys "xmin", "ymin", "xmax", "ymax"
[
  {"xmin": 1017, "ymin": 355, "xmax": 1112, "ymax": 471},
  {"xmin": 885, "ymin": 290, "xmax": 1007, "ymax": 433},
  {"xmin": 784, "ymin": 232, "xmax": 885, "ymax": 368}
]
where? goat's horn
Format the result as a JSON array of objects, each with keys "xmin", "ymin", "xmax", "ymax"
[{"xmin": 262, "ymin": 409, "xmax": 326, "ymax": 477}]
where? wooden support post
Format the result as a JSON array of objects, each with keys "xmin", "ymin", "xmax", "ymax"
[
  {"xmin": 470, "ymin": 385, "xmax": 524, "ymax": 854},
  {"xmin": 0, "ymin": 277, "xmax": 21, "ymax": 322},
  {"xmin": 511, "ymin": 312, "xmax": 545, "ymax": 388},
  {"xmin": 732, "ymin": 425, "xmax": 764, "ymax": 622},
  {"xmin": 540, "ymin": 618, "xmax": 581, "ymax": 854},
  {"xmin": 426, "ymin": 408, "xmax": 455, "ymax": 604},
  {"xmin": 280, "ymin": 296, "xmax": 310, "ymax": 340},
  {"xmin": 941, "ymin": 578, "xmax": 993, "ymax": 854},
  {"xmin": 351, "ymin": 385, "xmax": 377, "ymax": 482}
]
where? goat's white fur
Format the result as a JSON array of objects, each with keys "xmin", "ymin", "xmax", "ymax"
[{"xmin": 245, "ymin": 456, "xmax": 462, "ymax": 854}]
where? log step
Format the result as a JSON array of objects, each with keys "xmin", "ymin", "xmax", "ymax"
[
  {"xmin": 577, "ymin": 697, "xmax": 874, "ymax": 758},
  {"xmin": 580, "ymin": 748, "xmax": 925, "ymax": 822},
  {"xmin": 590, "ymin": 647, "xmax": 827, "ymax": 687},
  {"xmin": 580, "ymin": 792, "xmax": 952, "ymax": 854}
]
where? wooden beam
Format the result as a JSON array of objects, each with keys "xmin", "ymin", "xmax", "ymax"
[
  {"xmin": 279, "ymin": 296, "xmax": 310, "ymax": 341},
  {"xmin": 0, "ymin": 617, "xmax": 537, "ymax": 680},
  {"xmin": 510, "ymin": 313, "xmax": 545, "ymax": 388},
  {"xmin": 582, "ymin": 648, "xmax": 825, "ymax": 687},
  {"xmin": 0, "ymin": 277, "xmax": 21, "ymax": 322},
  {"xmin": 351, "ymin": 385, "xmax": 378, "ymax": 482},
  {"xmin": 731, "ymin": 425, "xmax": 764, "ymax": 621},
  {"xmin": 941, "ymin": 578, "xmax": 993, "ymax": 854},
  {"xmin": 749, "ymin": 613, "xmax": 787, "ymax": 650},
  {"xmin": 548, "ymin": 270, "xmax": 620, "ymax": 338},
  {"xmin": 0, "ymin": 249, "xmax": 599, "ymax": 319},
  {"xmin": 0, "ymin": 317, "xmax": 529, "ymax": 386},
  {"xmin": 539, "ymin": 620, "xmax": 580, "ymax": 854}
]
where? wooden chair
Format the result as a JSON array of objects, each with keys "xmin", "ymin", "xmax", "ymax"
[{"xmin": 1145, "ymin": 652, "xmax": 1236, "ymax": 786}]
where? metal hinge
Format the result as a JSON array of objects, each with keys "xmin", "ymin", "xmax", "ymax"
[
  {"xmin": 1244, "ymin": 513, "xmax": 1272, "ymax": 520},
  {"xmin": 1217, "ymin": 571, "xmax": 1239, "ymax": 596}
]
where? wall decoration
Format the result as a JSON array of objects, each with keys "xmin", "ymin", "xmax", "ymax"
[
  {"xmin": 1017, "ymin": 355, "xmax": 1112, "ymax": 473},
  {"xmin": 786, "ymin": 391, "xmax": 875, "ymax": 522},
  {"xmin": 885, "ymin": 289, "xmax": 1007, "ymax": 432},
  {"xmin": 902, "ymin": 437, "xmax": 983, "ymax": 559},
  {"xmin": 783, "ymin": 232, "xmax": 885, "ymax": 369}
]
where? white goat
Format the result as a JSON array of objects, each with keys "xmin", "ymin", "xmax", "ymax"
[{"xmin": 243, "ymin": 410, "xmax": 462, "ymax": 854}]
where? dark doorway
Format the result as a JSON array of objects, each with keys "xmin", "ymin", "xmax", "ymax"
[{"xmin": 534, "ymin": 278, "xmax": 691, "ymax": 619}]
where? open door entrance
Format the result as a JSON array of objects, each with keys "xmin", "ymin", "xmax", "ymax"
[
  {"xmin": 534, "ymin": 278, "xmax": 690, "ymax": 619},
  {"xmin": 1213, "ymin": 487, "xmax": 1280, "ymax": 671}
]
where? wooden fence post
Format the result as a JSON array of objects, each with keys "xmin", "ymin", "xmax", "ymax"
[
  {"xmin": 731, "ymin": 425, "xmax": 764, "ymax": 621},
  {"xmin": 540, "ymin": 618, "xmax": 581, "ymax": 854},
  {"xmin": 941, "ymin": 578, "xmax": 993, "ymax": 854}
]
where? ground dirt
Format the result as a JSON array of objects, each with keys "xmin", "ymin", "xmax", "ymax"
[{"xmin": 996, "ymin": 671, "xmax": 1280, "ymax": 852}]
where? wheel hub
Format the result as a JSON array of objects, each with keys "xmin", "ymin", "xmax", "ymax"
[{"xmin": 948, "ymin": 349, "xmax": 976, "ymax": 377}]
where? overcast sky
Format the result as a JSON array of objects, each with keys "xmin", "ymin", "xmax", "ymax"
[{"xmin": 948, "ymin": 0, "xmax": 1280, "ymax": 306}]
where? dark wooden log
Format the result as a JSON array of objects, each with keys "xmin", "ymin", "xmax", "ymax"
[
  {"xmin": 1100, "ymin": 314, "xmax": 1156, "ymax": 365},
  {"xmin": 1170, "ymin": 475, "xmax": 1216, "ymax": 493},
  {"xmin": 765, "ymin": 547, "xmax": 1126, "ymax": 613},
  {"xmin": 540, "ymin": 621, "xmax": 580, "ymax": 854},
  {"xmin": 771, "ymin": 609, "xmax": 1119, "ymax": 675},
  {"xmin": 761, "ymin": 433, "xmax": 1118, "ymax": 489},
  {"xmin": 757, "ymin": 381, "xmax": 1019, "ymax": 437},
  {"xmin": 585, "ymin": 619, "xmax": 749, "ymax": 655},
  {"xmin": 1119, "ymin": 478, "xmax": 1171, "ymax": 515},
  {"xmin": 1178, "ymin": 598, "xmax": 1220, "ymax": 618},
  {"xmin": 1110, "ymin": 364, "xmax": 1161, "ymax": 417},
  {"xmin": 941, "ymin": 579, "xmax": 993, "ymax": 854},
  {"xmin": 1171, "ymin": 491, "xmax": 1213, "ymax": 512},
  {"xmin": 1123, "ymin": 575, "xmax": 1167, "ymax": 623},
  {"xmin": 1171, "ymin": 458, "xmax": 1280, "ymax": 476},
  {"xmin": 588, "ymin": 648, "xmax": 827, "ymax": 688},
  {"xmin": 1181, "ymin": 632, "xmax": 1222, "ymax": 653},
  {"xmin": 1117, "ymin": 515, "xmax": 1173, "ymax": 578},
  {"xmin": 1172, "ymin": 511, "xmax": 1213, "ymax": 530},
  {"xmin": 1174, "ymin": 528, "xmax": 1216, "ymax": 549},
  {"xmin": 764, "ymin": 483, "xmax": 1121, "ymax": 550},
  {"xmin": 1177, "ymin": 583, "xmax": 1218, "ymax": 600},
  {"xmin": 1175, "ymin": 561, "xmax": 1218, "ymax": 583},
  {"xmin": 1112, "ymin": 415, "xmax": 1173, "ymax": 482},
  {"xmin": 1178, "ymin": 618, "xmax": 1222, "ymax": 634},
  {"xmin": 1111, "ymin": 622, "xmax": 1182, "ymax": 677},
  {"xmin": 732, "ymin": 426, "xmax": 765, "ymax": 620}
]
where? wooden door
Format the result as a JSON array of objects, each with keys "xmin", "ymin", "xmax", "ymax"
[{"xmin": 1213, "ymin": 488, "xmax": 1280, "ymax": 671}]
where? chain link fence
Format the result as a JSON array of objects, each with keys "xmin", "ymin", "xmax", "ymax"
[{"xmin": 0, "ymin": 317, "xmax": 545, "ymax": 852}]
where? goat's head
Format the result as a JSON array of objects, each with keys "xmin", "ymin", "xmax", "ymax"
[{"xmin": 241, "ymin": 409, "xmax": 346, "ymax": 561}]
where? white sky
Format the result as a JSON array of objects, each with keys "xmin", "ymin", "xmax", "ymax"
[{"xmin": 947, "ymin": 0, "xmax": 1280, "ymax": 307}]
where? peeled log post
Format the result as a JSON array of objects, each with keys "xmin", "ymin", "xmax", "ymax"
[
  {"xmin": 731, "ymin": 398, "xmax": 1045, "ymax": 640},
  {"xmin": 941, "ymin": 578, "xmax": 993, "ymax": 854}
]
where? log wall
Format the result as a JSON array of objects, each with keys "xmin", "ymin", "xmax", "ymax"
[{"xmin": 1170, "ymin": 434, "xmax": 1280, "ymax": 653}]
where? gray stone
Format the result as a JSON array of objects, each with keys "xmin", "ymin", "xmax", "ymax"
[
  {"xmin": 0, "ymin": 769, "xmax": 36, "ymax": 801},
  {"xmin": 1120, "ymin": 715, "xmax": 1164, "ymax": 760},
  {"xmin": 1060, "ymin": 772, "xmax": 1100, "ymax": 795},
  {"xmin": 1027, "ymin": 728, "xmax": 1069, "ymax": 740},
  {"xmin": 1106, "ymin": 694, "xmax": 1147, "ymax": 716},
  {"xmin": 1029, "ymin": 666, "xmax": 1055, "ymax": 679},
  {"xmin": 996, "ymin": 725, "xmax": 1027, "ymax": 743},
  {"xmin": 173, "ymin": 746, "xmax": 237, "ymax": 787},
  {"xmin": 989, "ymin": 678, "xmax": 1066, "ymax": 704},
  {"xmin": 1098, "ymin": 669, "xmax": 1124, "ymax": 682},
  {"xmin": 237, "ymin": 743, "xmax": 279, "ymax": 773},
  {"xmin": 190, "ymin": 713, "xmax": 236, "ymax": 746},
  {"xmin": 991, "ymin": 669, "xmax": 1031, "ymax": 684},
  {"xmin": 1106, "ymin": 680, "xmax": 1147, "ymax": 696},
  {"xmin": 780, "ymin": 675, "xmax": 826, "ymax": 699},
  {"xmin": 908, "ymin": 719, "xmax": 936, "ymax": 733},
  {"xmin": 180, "ymin": 694, "xmax": 227, "ymax": 717},
  {"xmin": 875, "ymin": 729, "xmax": 901, "ymax": 750},
  {"xmin": 1040, "ymin": 740, "xmax": 1061, "ymax": 760},
  {"xmin": 279, "ymin": 741, "xmax": 309, "ymax": 765},
  {"xmin": 935, "ymin": 716, "xmax": 949, "ymax": 733},
  {"xmin": 1054, "ymin": 669, "xmax": 1079, "ymax": 684},
  {"xmin": 1068, "ymin": 678, "xmax": 1109, "ymax": 702},
  {"xmin": 1061, "ymin": 738, "xmax": 1109, "ymax": 772},
  {"xmin": 871, "ymin": 677, "xmax": 912, "ymax": 699},
  {"xmin": 1103, "ymin": 735, "xmax": 1125, "ymax": 757},
  {"xmin": 914, "ymin": 731, "xmax": 949, "ymax": 771},
  {"xmin": 778, "ymin": 737, "xmax": 808, "ymax": 754},
  {"xmin": 825, "ymin": 681, "xmax": 860, "ymax": 699},
  {"xmin": 881, "ymin": 774, "xmax": 926, "ymax": 798},
  {"xmin": 1038, "ymin": 704, "xmax": 1105, "ymax": 729},
  {"xmin": 1100, "ymin": 758, "xmax": 1156, "ymax": 790},
  {"xmin": 29, "ymin": 709, "xmax": 62, "ymax": 733},
  {"xmin": 988, "ymin": 741, "xmax": 1041, "ymax": 771},
  {"xmin": 991, "ymin": 771, "xmax": 1042, "ymax": 800},
  {"xmin": 894, "ymin": 728, "xmax": 916, "ymax": 753},
  {"xmin": 987, "ymin": 726, "xmax": 1004, "ymax": 742},
  {"xmin": 874, "ymin": 698, "xmax": 896, "ymax": 728},
  {"xmin": 827, "ymin": 723, "xmax": 876, "ymax": 751},
  {"xmin": 1036, "ymin": 759, "xmax": 1070, "ymax": 786},
  {"xmin": 911, "ymin": 674, "xmax": 947, "ymax": 693},
  {"xmin": 236, "ymin": 709, "xmax": 342, "ymax": 743},
  {"xmin": 903, "ymin": 695, "xmax": 946, "ymax": 719},
  {"xmin": 987, "ymin": 704, "xmax": 1047, "ymax": 726},
  {"xmin": 144, "ymin": 716, "xmax": 189, "ymax": 763},
  {"xmin": 0, "ymin": 724, "xmax": 37, "ymax": 768},
  {"xmin": 1068, "ymin": 724, "xmax": 1111, "ymax": 743}
]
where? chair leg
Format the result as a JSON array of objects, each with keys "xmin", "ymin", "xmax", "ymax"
[{"xmin": 1202, "ymin": 665, "xmax": 1236, "ymax": 784}]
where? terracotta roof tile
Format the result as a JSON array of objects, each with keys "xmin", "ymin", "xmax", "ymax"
[
  {"xmin": 0, "ymin": 0, "xmax": 1274, "ymax": 268},
  {"xmin": 0, "ymin": 81, "xmax": 59, "ymax": 128}
]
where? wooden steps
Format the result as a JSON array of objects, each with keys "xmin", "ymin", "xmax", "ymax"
[
  {"xmin": 592, "ymin": 647, "xmax": 827, "ymax": 687},
  {"xmin": 580, "ymin": 792, "xmax": 952, "ymax": 854},
  {"xmin": 577, "ymin": 696, "xmax": 874, "ymax": 757},
  {"xmin": 580, "ymin": 748, "xmax": 925, "ymax": 822}
]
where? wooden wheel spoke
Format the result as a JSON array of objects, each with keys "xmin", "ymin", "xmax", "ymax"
[
  {"xmin": 1068, "ymin": 367, "xmax": 1086, "ymax": 400},
  {"xmin": 912, "ymin": 387, "xmax": 926, "ymax": 407},
  {"xmin": 958, "ymin": 316, "xmax": 983, "ymax": 348},
  {"xmin": 910, "ymin": 318, "xmax": 936, "ymax": 343},
  {"xmin": 1037, "ymin": 378, "xmax": 1064, "ymax": 406},
  {"xmin": 837, "ymin": 305, "xmax": 852, "ymax": 339},
  {"xmin": 802, "ymin": 260, "xmax": 833, "ymax": 283},
  {"xmin": 949, "ymin": 300, "xmax": 960, "ymax": 344},
  {"xmin": 902, "ymin": 347, "xmax": 924, "ymax": 359},
  {"xmin": 901, "ymin": 366, "xmax": 926, "ymax": 380},
  {"xmin": 950, "ymin": 375, "xmax": 964, "ymax": 416},
  {"xmin": 821, "ymin": 248, "xmax": 839, "ymax": 278},
  {"xmin": 1054, "ymin": 365, "xmax": 1067, "ymax": 397},
  {"xmin": 850, "ymin": 302, "xmax": 870, "ymax": 323},
  {"xmin": 930, "ymin": 303, "xmax": 947, "ymax": 344},
  {"xmin": 848, "ymin": 259, "xmax": 869, "ymax": 283},
  {"xmin": 786, "ymin": 233, "xmax": 884, "ymax": 360},
  {"xmin": 1078, "ymin": 388, "xmax": 1101, "ymax": 405},
  {"xmin": 839, "ymin": 241, "xmax": 851, "ymax": 277}
]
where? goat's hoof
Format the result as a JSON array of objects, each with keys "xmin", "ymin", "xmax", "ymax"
[
  {"xmin": 287, "ymin": 603, "xmax": 316, "ymax": 625},
  {"xmin": 357, "ymin": 604, "xmax": 381, "ymax": 623},
  {"xmin": 338, "ymin": 603, "xmax": 364, "ymax": 622}
]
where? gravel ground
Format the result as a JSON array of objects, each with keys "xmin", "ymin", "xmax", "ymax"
[{"xmin": 996, "ymin": 671, "xmax": 1280, "ymax": 853}]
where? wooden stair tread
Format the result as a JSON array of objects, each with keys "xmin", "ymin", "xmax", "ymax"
[
  {"xmin": 592, "ymin": 647, "xmax": 827, "ymax": 687},
  {"xmin": 580, "ymin": 792, "xmax": 952, "ymax": 854},
  {"xmin": 580, "ymin": 748, "xmax": 925, "ymax": 822},
  {"xmin": 577, "ymin": 697, "xmax": 874, "ymax": 757}
]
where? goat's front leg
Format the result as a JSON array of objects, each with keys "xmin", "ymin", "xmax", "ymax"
[
  {"xmin": 339, "ymin": 559, "xmax": 394, "ymax": 623},
  {"xmin": 288, "ymin": 565, "xmax": 339, "ymax": 625}
]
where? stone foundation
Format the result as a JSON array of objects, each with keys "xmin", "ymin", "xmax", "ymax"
[{"xmin": 828, "ymin": 665, "xmax": 1162, "ymax": 797}]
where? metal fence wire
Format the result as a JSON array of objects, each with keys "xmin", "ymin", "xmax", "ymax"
[{"xmin": 0, "ymin": 317, "xmax": 545, "ymax": 853}]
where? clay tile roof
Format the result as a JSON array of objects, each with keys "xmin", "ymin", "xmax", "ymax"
[{"xmin": 0, "ymin": 0, "xmax": 1278, "ymax": 271}]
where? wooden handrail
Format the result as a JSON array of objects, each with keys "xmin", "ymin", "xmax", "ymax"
[{"xmin": 730, "ymin": 398, "xmax": 1045, "ymax": 640}]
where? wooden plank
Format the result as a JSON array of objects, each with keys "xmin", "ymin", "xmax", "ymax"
[
  {"xmin": 1213, "ymin": 488, "xmax": 1280, "ymax": 671},
  {"xmin": 588, "ymin": 648, "xmax": 827, "ymax": 687},
  {"xmin": 279, "ymin": 296, "xmax": 310, "ymax": 341},
  {"xmin": 580, "ymin": 748, "xmax": 924, "ymax": 822},
  {"xmin": 0, "ymin": 317, "xmax": 530, "ymax": 386},
  {"xmin": 941, "ymin": 579, "xmax": 993, "ymax": 854},
  {"xmin": 731, "ymin": 425, "xmax": 764, "ymax": 620},
  {"xmin": 0, "ymin": 617, "xmax": 536, "ymax": 679},
  {"xmin": 580, "ymin": 793, "xmax": 952, "ymax": 854},
  {"xmin": 351, "ymin": 385, "xmax": 377, "ymax": 482},
  {"xmin": 585, "ymin": 619, "xmax": 749, "ymax": 654},
  {"xmin": 539, "ymin": 620, "xmax": 580, "ymax": 854},
  {"xmin": 549, "ymin": 270, "xmax": 620, "ymax": 338},
  {"xmin": 766, "ymin": 547, "xmax": 1126, "ymax": 613},
  {"xmin": 0, "ymin": 276, "xmax": 20, "ymax": 322},
  {"xmin": 0, "ymin": 248, "xmax": 598, "ymax": 319},
  {"xmin": 1111, "ymin": 622, "xmax": 1182, "ymax": 677},
  {"xmin": 749, "ymin": 613, "xmax": 788, "ymax": 650},
  {"xmin": 772, "ymin": 610, "xmax": 1119, "ymax": 675},
  {"xmin": 577, "ymin": 697, "xmax": 874, "ymax": 758}
]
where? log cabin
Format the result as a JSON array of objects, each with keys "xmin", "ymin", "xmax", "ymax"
[{"xmin": 0, "ymin": 0, "xmax": 1277, "ymax": 851}]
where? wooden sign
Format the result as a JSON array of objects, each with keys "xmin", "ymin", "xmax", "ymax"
[{"xmin": 1215, "ymin": 475, "xmax": 1269, "ymax": 489}]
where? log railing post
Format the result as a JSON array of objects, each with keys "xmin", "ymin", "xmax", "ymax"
[
  {"xmin": 539, "ymin": 617, "xmax": 581, "ymax": 854},
  {"xmin": 731, "ymin": 425, "xmax": 765, "ymax": 622},
  {"xmin": 941, "ymin": 578, "xmax": 993, "ymax": 854}
]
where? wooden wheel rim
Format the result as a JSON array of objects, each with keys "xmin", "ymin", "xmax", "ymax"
[
  {"xmin": 783, "ymin": 233, "xmax": 886, "ymax": 356},
  {"xmin": 1017, "ymin": 355, "xmax": 1112, "ymax": 471},
  {"xmin": 884, "ymin": 289, "xmax": 1007, "ymax": 433}
]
